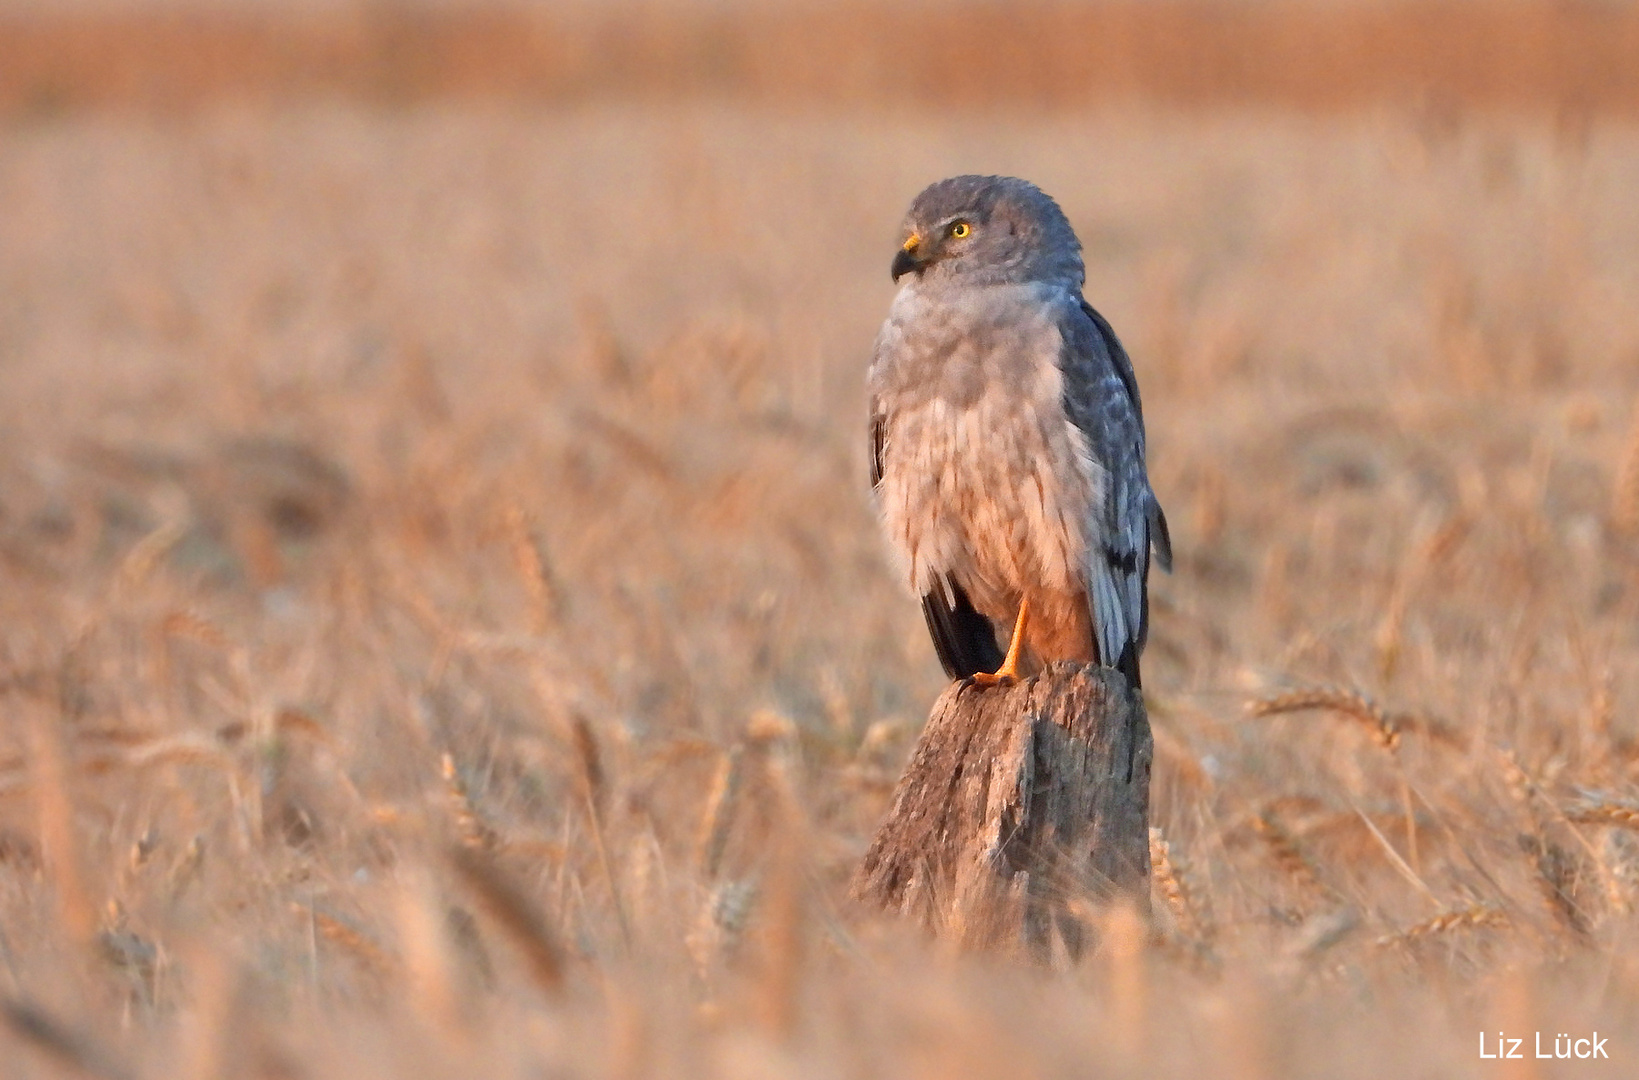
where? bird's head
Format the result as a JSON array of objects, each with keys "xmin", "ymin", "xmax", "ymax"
[{"xmin": 891, "ymin": 175, "xmax": 1084, "ymax": 289}]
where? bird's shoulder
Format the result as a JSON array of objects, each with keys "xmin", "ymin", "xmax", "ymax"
[{"xmin": 1052, "ymin": 293, "xmax": 1146, "ymax": 447}]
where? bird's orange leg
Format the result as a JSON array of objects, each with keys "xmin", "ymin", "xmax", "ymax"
[{"xmin": 972, "ymin": 597, "xmax": 1030, "ymax": 686}]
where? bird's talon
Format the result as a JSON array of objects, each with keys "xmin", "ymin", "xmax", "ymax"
[{"xmin": 968, "ymin": 598, "xmax": 1029, "ymax": 687}]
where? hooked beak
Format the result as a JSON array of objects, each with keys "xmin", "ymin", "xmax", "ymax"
[{"xmin": 891, "ymin": 235, "xmax": 927, "ymax": 282}]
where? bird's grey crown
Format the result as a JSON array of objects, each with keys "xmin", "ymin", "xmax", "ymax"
[{"xmin": 901, "ymin": 174, "xmax": 1085, "ymax": 289}]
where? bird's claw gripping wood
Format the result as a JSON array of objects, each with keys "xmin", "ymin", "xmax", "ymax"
[{"xmin": 971, "ymin": 598, "xmax": 1030, "ymax": 687}]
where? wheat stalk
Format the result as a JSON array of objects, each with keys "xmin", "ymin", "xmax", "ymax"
[
  {"xmin": 441, "ymin": 753, "xmax": 499, "ymax": 851},
  {"xmin": 1615, "ymin": 400, "xmax": 1639, "ymax": 534},
  {"xmin": 567, "ymin": 712, "xmax": 605, "ymax": 810},
  {"xmin": 394, "ymin": 869, "xmax": 460, "ymax": 1029},
  {"xmin": 448, "ymin": 845, "xmax": 566, "ymax": 996},
  {"xmin": 1248, "ymin": 686, "xmax": 1400, "ymax": 749},
  {"xmin": 167, "ymin": 835, "xmax": 205, "ymax": 900},
  {"xmin": 686, "ymin": 877, "xmax": 758, "ymax": 977},
  {"xmin": 273, "ymin": 707, "xmax": 334, "ymax": 747},
  {"xmin": 26, "ymin": 706, "xmax": 94, "ymax": 944},
  {"xmin": 1373, "ymin": 585, "xmax": 1408, "ymax": 684},
  {"xmin": 1497, "ymin": 750, "xmax": 1537, "ymax": 808},
  {"xmin": 116, "ymin": 519, "xmax": 187, "ymax": 591},
  {"xmin": 503, "ymin": 502, "xmax": 562, "ymax": 632},
  {"xmin": 1420, "ymin": 512, "xmax": 1472, "ymax": 567},
  {"xmin": 1148, "ymin": 827, "xmax": 1205, "ymax": 941},
  {"xmin": 78, "ymin": 734, "xmax": 235, "ymax": 775},
  {"xmin": 1253, "ymin": 810, "xmax": 1329, "ymax": 900},
  {"xmin": 574, "ymin": 731, "xmax": 631, "ymax": 951},
  {"xmin": 1246, "ymin": 685, "xmax": 1467, "ymax": 750},
  {"xmin": 697, "ymin": 746, "xmax": 744, "ymax": 880},
  {"xmin": 1521, "ymin": 833, "xmax": 1593, "ymax": 937},
  {"xmin": 753, "ymin": 749, "xmax": 806, "ymax": 1039},
  {"xmin": 1373, "ymin": 905, "xmax": 1508, "ymax": 949},
  {"xmin": 159, "ymin": 610, "xmax": 231, "ymax": 650},
  {"xmin": 301, "ymin": 903, "xmax": 398, "ymax": 975},
  {"xmin": 1565, "ymin": 802, "xmax": 1639, "ymax": 830}
]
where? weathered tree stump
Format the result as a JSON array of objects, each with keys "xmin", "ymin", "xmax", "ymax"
[{"xmin": 851, "ymin": 662, "xmax": 1151, "ymax": 958}]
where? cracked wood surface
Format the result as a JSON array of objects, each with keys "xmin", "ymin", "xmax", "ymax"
[{"xmin": 852, "ymin": 662, "xmax": 1151, "ymax": 957}]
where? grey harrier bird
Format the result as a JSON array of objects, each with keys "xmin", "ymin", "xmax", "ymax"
[{"xmin": 868, "ymin": 175, "xmax": 1171, "ymax": 688}]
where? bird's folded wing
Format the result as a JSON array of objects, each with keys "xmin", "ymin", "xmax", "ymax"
[{"xmin": 1060, "ymin": 299, "xmax": 1171, "ymax": 684}]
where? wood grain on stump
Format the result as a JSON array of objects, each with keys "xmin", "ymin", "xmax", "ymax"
[{"xmin": 851, "ymin": 662, "xmax": 1151, "ymax": 957}]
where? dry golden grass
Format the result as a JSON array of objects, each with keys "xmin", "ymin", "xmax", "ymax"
[{"xmin": 1, "ymin": 49, "xmax": 1639, "ymax": 1078}]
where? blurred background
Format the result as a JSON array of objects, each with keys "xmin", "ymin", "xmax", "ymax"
[{"xmin": 1, "ymin": 1, "xmax": 1638, "ymax": 1077}]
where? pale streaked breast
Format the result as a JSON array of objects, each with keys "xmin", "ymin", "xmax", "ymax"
[{"xmin": 870, "ymin": 283, "xmax": 1104, "ymax": 627}]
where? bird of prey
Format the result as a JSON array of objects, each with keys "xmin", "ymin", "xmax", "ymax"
[{"xmin": 868, "ymin": 175, "xmax": 1171, "ymax": 689}]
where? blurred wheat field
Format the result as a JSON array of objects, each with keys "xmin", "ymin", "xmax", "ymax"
[{"xmin": 2, "ymin": 49, "xmax": 1639, "ymax": 1080}]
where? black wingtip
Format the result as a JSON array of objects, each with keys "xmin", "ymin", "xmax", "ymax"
[
  {"xmin": 920, "ymin": 578, "xmax": 1004, "ymax": 680},
  {"xmin": 1115, "ymin": 637, "xmax": 1143, "ymax": 691},
  {"xmin": 1151, "ymin": 498, "xmax": 1173, "ymax": 574}
]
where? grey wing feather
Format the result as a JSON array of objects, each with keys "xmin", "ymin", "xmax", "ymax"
[
  {"xmin": 1080, "ymin": 300, "xmax": 1171, "ymax": 574},
  {"xmin": 1061, "ymin": 299, "xmax": 1171, "ymax": 686}
]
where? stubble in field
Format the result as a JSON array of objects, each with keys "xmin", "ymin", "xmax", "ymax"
[{"xmin": 0, "ymin": 102, "xmax": 1637, "ymax": 1076}]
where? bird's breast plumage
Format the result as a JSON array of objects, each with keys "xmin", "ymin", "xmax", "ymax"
[{"xmin": 868, "ymin": 283, "xmax": 1105, "ymax": 634}]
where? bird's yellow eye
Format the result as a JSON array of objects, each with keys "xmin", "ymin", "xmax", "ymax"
[{"xmin": 950, "ymin": 222, "xmax": 971, "ymax": 239}]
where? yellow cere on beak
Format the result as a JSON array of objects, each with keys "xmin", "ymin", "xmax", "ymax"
[{"xmin": 892, "ymin": 232, "xmax": 927, "ymax": 281}]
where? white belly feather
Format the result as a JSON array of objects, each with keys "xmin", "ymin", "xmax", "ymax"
[{"xmin": 872, "ymin": 285, "xmax": 1106, "ymax": 624}]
